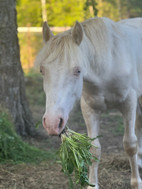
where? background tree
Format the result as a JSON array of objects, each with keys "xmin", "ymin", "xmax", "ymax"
[
  {"xmin": 17, "ymin": 0, "xmax": 42, "ymax": 26},
  {"xmin": 84, "ymin": 0, "xmax": 98, "ymax": 17},
  {"xmin": 0, "ymin": 0, "xmax": 36, "ymax": 136},
  {"xmin": 45, "ymin": 0, "xmax": 86, "ymax": 26},
  {"xmin": 16, "ymin": 0, "xmax": 142, "ymax": 27},
  {"xmin": 41, "ymin": 0, "xmax": 47, "ymax": 22},
  {"xmin": 16, "ymin": 0, "xmax": 91, "ymax": 27},
  {"xmin": 97, "ymin": 0, "xmax": 142, "ymax": 21}
]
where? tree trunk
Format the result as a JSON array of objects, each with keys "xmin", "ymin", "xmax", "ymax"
[
  {"xmin": 41, "ymin": 0, "xmax": 47, "ymax": 22},
  {"xmin": 0, "ymin": 0, "xmax": 36, "ymax": 136}
]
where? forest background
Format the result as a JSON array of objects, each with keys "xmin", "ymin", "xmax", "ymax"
[{"xmin": 16, "ymin": 0, "xmax": 142, "ymax": 72}]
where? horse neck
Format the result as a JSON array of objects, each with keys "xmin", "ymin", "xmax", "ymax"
[{"xmin": 80, "ymin": 22, "xmax": 113, "ymax": 82}]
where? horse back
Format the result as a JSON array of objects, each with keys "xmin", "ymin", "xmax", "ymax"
[{"xmin": 119, "ymin": 18, "xmax": 142, "ymax": 29}]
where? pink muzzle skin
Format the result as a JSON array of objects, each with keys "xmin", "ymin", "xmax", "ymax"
[{"xmin": 42, "ymin": 114, "xmax": 67, "ymax": 136}]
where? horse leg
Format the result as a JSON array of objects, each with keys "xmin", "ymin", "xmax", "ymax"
[
  {"xmin": 81, "ymin": 97, "xmax": 101, "ymax": 189},
  {"xmin": 120, "ymin": 90, "xmax": 142, "ymax": 189},
  {"xmin": 136, "ymin": 96, "xmax": 142, "ymax": 168}
]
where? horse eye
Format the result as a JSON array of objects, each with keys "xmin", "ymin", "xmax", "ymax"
[
  {"xmin": 73, "ymin": 67, "xmax": 81, "ymax": 76},
  {"xmin": 40, "ymin": 66, "xmax": 44, "ymax": 75}
]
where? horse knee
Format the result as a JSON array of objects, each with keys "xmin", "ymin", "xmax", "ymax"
[
  {"xmin": 91, "ymin": 140, "xmax": 101, "ymax": 157},
  {"xmin": 123, "ymin": 137, "xmax": 137, "ymax": 157},
  {"xmin": 131, "ymin": 178, "xmax": 142, "ymax": 189}
]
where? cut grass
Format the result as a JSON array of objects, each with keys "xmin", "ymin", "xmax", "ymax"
[{"xmin": 59, "ymin": 128, "xmax": 99, "ymax": 189}]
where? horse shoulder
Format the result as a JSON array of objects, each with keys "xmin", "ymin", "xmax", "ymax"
[{"xmin": 82, "ymin": 80, "xmax": 106, "ymax": 111}]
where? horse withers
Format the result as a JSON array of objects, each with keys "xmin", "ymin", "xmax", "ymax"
[{"xmin": 35, "ymin": 17, "xmax": 142, "ymax": 189}]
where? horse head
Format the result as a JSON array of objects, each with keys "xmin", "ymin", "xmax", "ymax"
[{"xmin": 36, "ymin": 21, "xmax": 85, "ymax": 135}]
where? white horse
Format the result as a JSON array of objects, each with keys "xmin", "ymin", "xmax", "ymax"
[{"xmin": 35, "ymin": 17, "xmax": 142, "ymax": 189}]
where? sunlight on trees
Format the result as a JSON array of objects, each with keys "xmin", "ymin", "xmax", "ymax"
[
  {"xmin": 16, "ymin": 0, "xmax": 142, "ymax": 72},
  {"xmin": 17, "ymin": 0, "xmax": 42, "ymax": 26},
  {"xmin": 97, "ymin": 0, "xmax": 142, "ymax": 21},
  {"xmin": 17, "ymin": 0, "xmax": 142, "ymax": 26},
  {"xmin": 17, "ymin": 0, "xmax": 95, "ymax": 27}
]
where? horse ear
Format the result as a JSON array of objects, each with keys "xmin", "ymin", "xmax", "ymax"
[
  {"xmin": 72, "ymin": 21, "xmax": 83, "ymax": 45},
  {"xmin": 42, "ymin": 22, "xmax": 53, "ymax": 43}
]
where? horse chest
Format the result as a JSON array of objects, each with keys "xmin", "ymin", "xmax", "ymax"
[{"xmin": 83, "ymin": 80, "xmax": 128, "ymax": 111}]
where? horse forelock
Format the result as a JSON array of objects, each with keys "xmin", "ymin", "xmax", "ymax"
[{"xmin": 35, "ymin": 31, "xmax": 81, "ymax": 68}]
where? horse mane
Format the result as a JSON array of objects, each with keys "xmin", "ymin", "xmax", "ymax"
[
  {"xmin": 82, "ymin": 18, "xmax": 109, "ymax": 48},
  {"xmin": 35, "ymin": 17, "xmax": 120, "ymax": 72}
]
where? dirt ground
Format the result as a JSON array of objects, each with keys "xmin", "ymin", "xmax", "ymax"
[
  {"xmin": 0, "ymin": 153, "xmax": 131, "ymax": 189},
  {"xmin": 1, "ymin": 102, "xmax": 140, "ymax": 189}
]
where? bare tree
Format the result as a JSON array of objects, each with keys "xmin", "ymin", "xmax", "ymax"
[
  {"xmin": 0, "ymin": 0, "xmax": 36, "ymax": 136},
  {"xmin": 41, "ymin": 0, "xmax": 47, "ymax": 22},
  {"xmin": 117, "ymin": 0, "xmax": 122, "ymax": 20}
]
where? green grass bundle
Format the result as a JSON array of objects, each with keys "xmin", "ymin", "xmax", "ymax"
[{"xmin": 59, "ymin": 128, "xmax": 99, "ymax": 189}]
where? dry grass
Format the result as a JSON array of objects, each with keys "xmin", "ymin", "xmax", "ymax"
[
  {"xmin": 0, "ymin": 162, "xmax": 68, "ymax": 189},
  {"xmin": 99, "ymin": 153, "xmax": 131, "ymax": 189},
  {"xmin": 0, "ymin": 152, "xmax": 134, "ymax": 189}
]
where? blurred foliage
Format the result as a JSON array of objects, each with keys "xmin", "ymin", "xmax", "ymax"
[
  {"xmin": 84, "ymin": 0, "xmax": 98, "ymax": 17},
  {"xmin": 17, "ymin": 0, "xmax": 92, "ymax": 27},
  {"xmin": 0, "ymin": 109, "xmax": 53, "ymax": 164},
  {"xmin": 16, "ymin": 0, "xmax": 42, "ymax": 26},
  {"xmin": 18, "ymin": 32, "xmax": 43, "ymax": 72},
  {"xmin": 97, "ymin": 0, "xmax": 142, "ymax": 21},
  {"xmin": 16, "ymin": 0, "xmax": 142, "ymax": 27},
  {"xmin": 17, "ymin": 0, "xmax": 142, "ymax": 72},
  {"xmin": 46, "ymin": 0, "xmax": 89, "ymax": 26}
]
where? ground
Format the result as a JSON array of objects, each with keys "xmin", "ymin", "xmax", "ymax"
[{"xmin": 0, "ymin": 74, "xmax": 141, "ymax": 189}]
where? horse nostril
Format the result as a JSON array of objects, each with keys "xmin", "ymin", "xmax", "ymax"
[{"xmin": 59, "ymin": 118, "xmax": 63, "ymax": 129}]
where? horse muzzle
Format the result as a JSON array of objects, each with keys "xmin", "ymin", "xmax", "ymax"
[{"xmin": 42, "ymin": 113, "xmax": 67, "ymax": 136}]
